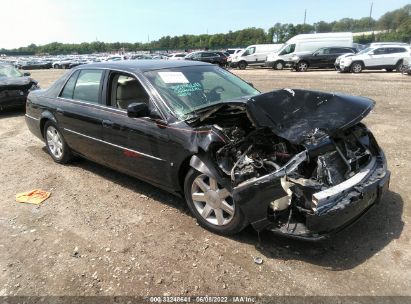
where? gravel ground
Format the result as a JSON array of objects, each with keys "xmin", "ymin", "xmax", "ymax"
[{"xmin": 0, "ymin": 68, "xmax": 410, "ymax": 297}]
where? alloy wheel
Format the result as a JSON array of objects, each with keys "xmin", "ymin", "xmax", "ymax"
[
  {"xmin": 297, "ymin": 62, "xmax": 308, "ymax": 72},
  {"xmin": 352, "ymin": 63, "xmax": 362, "ymax": 73},
  {"xmin": 191, "ymin": 174, "xmax": 235, "ymax": 226},
  {"xmin": 46, "ymin": 126, "xmax": 63, "ymax": 159}
]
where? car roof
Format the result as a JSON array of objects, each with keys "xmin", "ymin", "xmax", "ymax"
[
  {"xmin": 370, "ymin": 44, "xmax": 410, "ymax": 47},
  {"xmin": 74, "ymin": 59, "xmax": 210, "ymax": 72}
]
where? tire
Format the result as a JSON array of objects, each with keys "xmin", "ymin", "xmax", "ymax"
[
  {"xmin": 351, "ymin": 62, "xmax": 363, "ymax": 73},
  {"xmin": 296, "ymin": 61, "xmax": 308, "ymax": 72},
  {"xmin": 396, "ymin": 61, "xmax": 405, "ymax": 73},
  {"xmin": 184, "ymin": 169, "xmax": 248, "ymax": 235},
  {"xmin": 386, "ymin": 69, "xmax": 393, "ymax": 72},
  {"xmin": 274, "ymin": 61, "xmax": 284, "ymax": 70},
  {"xmin": 238, "ymin": 61, "xmax": 247, "ymax": 70},
  {"xmin": 44, "ymin": 121, "xmax": 73, "ymax": 164},
  {"xmin": 53, "ymin": 64, "xmax": 60, "ymax": 69}
]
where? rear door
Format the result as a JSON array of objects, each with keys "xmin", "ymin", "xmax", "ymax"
[
  {"xmin": 56, "ymin": 69, "xmax": 108, "ymax": 164},
  {"xmin": 385, "ymin": 47, "xmax": 407, "ymax": 66}
]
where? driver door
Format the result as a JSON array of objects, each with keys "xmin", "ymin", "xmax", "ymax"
[{"xmin": 99, "ymin": 71, "xmax": 171, "ymax": 187}]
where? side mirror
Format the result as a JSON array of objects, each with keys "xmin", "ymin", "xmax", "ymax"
[
  {"xmin": 313, "ymin": 53, "xmax": 318, "ymax": 56},
  {"xmin": 369, "ymin": 51, "xmax": 374, "ymax": 55},
  {"xmin": 23, "ymin": 72, "xmax": 31, "ymax": 76},
  {"xmin": 127, "ymin": 102, "xmax": 149, "ymax": 118}
]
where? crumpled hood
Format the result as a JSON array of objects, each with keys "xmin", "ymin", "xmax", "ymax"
[
  {"xmin": 244, "ymin": 89, "xmax": 375, "ymax": 144},
  {"xmin": 0, "ymin": 77, "xmax": 35, "ymax": 88}
]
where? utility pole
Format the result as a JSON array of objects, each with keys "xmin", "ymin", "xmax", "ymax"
[
  {"xmin": 304, "ymin": 9, "xmax": 307, "ymax": 25},
  {"xmin": 369, "ymin": 2, "xmax": 373, "ymax": 31}
]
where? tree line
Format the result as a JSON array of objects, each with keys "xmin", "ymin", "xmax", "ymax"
[{"xmin": 1, "ymin": 4, "xmax": 410, "ymax": 55}]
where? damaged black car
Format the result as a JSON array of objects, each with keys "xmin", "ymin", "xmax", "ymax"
[
  {"xmin": 25, "ymin": 61, "xmax": 390, "ymax": 240},
  {"xmin": 0, "ymin": 63, "xmax": 40, "ymax": 111}
]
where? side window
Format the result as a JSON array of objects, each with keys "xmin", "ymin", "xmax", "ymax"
[
  {"xmin": 245, "ymin": 47, "xmax": 256, "ymax": 55},
  {"xmin": 331, "ymin": 48, "xmax": 352, "ymax": 54},
  {"xmin": 73, "ymin": 70, "xmax": 104, "ymax": 104},
  {"xmin": 373, "ymin": 48, "xmax": 386, "ymax": 55},
  {"xmin": 389, "ymin": 48, "xmax": 406, "ymax": 54},
  {"xmin": 316, "ymin": 48, "xmax": 327, "ymax": 55},
  {"xmin": 60, "ymin": 71, "xmax": 79, "ymax": 99},
  {"xmin": 108, "ymin": 73, "xmax": 149, "ymax": 110}
]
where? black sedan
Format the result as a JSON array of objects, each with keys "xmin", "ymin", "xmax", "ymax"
[
  {"xmin": 0, "ymin": 63, "xmax": 40, "ymax": 111},
  {"xmin": 290, "ymin": 47, "xmax": 358, "ymax": 72},
  {"xmin": 25, "ymin": 60, "xmax": 390, "ymax": 239}
]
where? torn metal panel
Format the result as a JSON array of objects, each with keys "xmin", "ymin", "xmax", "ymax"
[{"xmin": 245, "ymin": 89, "xmax": 375, "ymax": 144}]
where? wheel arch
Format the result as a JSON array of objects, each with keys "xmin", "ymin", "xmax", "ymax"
[{"xmin": 39, "ymin": 111, "xmax": 58, "ymax": 138}]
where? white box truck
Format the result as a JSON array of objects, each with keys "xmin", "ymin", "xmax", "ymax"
[
  {"xmin": 230, "ymin": 44, "xmax": 283, "ymax": 69},
  {"xmin": 265, "ymin": 32, "xmax": 353, "ymax": 70}
]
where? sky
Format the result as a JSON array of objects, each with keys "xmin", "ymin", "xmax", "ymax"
[{"xmin": 1, "ymin": 0, "xmax": 409, "ymax": 49}]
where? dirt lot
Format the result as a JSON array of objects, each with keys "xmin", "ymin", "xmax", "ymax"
[{"xmin": 0, "ymin": 68, "xmax": 410, "ymax": 297}]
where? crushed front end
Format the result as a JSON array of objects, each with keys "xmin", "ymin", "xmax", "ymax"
[
  {"xmin": 190, "ymin": 89, "xmax": 390, "ymax": 240},
  {"xmin": 228, "ymin": 124, "xmax": 389, "ymax": 240}
]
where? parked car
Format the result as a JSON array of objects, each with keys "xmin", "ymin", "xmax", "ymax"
[
  {"xmin": 25, "ymin": 60, "xmax": 390, "ymax": 239},
  {"xmin": 53, "ymin": 59, "xmax": 73, "ymax": 69},
  {"xmin": 336, "ymin": 45, "xmax": 411, "ymax": 73},
  {"xmin": 0, "ymin": 63, "xmax": 40, "ymax": 111},
  {"xmin": 20, "ymin": 61, "xmax": 52, "ymax": 70},
  {"xmin": 185, "ymin": 51, "xmax": 227, "ymax": 66},
  {"xmin": 230, "ymin": 44, "xmax": 283, "ymax": 69},
  {"xmin": 290, "ymin": 47, "xmax": 358, "ymax": 71},
  {"xmin": 226, "ymin": 49, "xmax": 243, "ymax": 57},
  {"xmin": 265, "ymin": 32, "xmax": 353, "ymax": 70},
  {"xmin": 168, "ymin": 53, "xmax": 187, "ymax": 60},
  {"xmin": 226, "ymin": 48, "xmax": 244, "ymax": 65}
]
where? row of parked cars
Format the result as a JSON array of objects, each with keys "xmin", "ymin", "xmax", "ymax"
[{"xmin": 228, "ymin": 32, "xmax": 411, "ymax": 73}]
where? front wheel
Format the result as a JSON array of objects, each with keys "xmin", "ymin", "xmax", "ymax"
[
  {"xmin": 351, "ymin": 62, "xmax": 363, "ymax": 73},
  {"xmin": 238, "ymin": 61, "xmax": 247, "ymax": 70},
  {"xmin": 184, "ymin": 169, "xmax": 248, "ymax": 235},
  {"xmin": 296, "ymin": 61, "xmax": 308, "ymax": 72},
  {"xmin": 44, "ymin": 121, "xmax": 73, "ymax": 164},
  {"xmin": 274, "ymin": 61, "xmax": 284, "ymax": 70}
]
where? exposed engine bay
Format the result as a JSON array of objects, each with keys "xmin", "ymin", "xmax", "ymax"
[{"xmin": 188, "ymin": 89, "xmax": 389, "ymax": 238}]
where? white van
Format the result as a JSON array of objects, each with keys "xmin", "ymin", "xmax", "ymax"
[
  {"xmin": 230, "ymin": 44, "xmax": 283, "ymax": 69},
  {"xmin": 265, "ymin": 32, "xmax": 353, "ymax": 70}
]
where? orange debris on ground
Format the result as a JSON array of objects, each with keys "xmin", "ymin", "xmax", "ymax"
[{"xmin": 15, "ymin": 189, "xmax": 51, "ymax": 205}]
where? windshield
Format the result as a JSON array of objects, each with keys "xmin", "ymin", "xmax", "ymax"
[
  {"xmin": 0, "ymin": 65, "xmax": 22, "ymax": 78},
  {"xmin": 357, "ymin": 47, "xmax": 374, "ymax": 55},
  {"xmin": 144, "ymin": 65, "xmax": 260, "ymax": 119}
]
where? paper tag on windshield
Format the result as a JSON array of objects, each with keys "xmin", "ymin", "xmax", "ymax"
[{"xmin": 158, "ymin": 72, "xmax": 189, "ymax": 84}]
